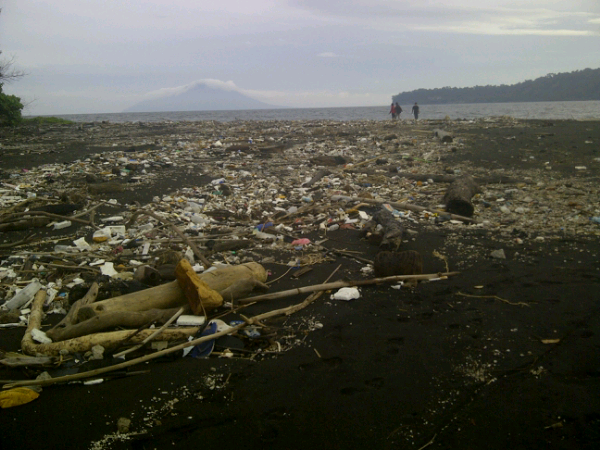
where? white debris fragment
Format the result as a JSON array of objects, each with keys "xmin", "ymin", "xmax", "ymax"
[
  {"xmin": 331, "ymin": 287, "xmax": 361, "ymax": 301},
  {"xmin": 100, "ymin": 262, "xmax": 119, "ymax": 277},
  {"xmin": 31, "ymin": 328, "xmax": 53, "ymax": 344}
]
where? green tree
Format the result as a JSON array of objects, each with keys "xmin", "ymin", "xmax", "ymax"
[
  {"xmin": 0, "ymin": 82, "xmax": 24, "ymax": 126},
  {"xmin": 1, "ymin": 8, "xmax": 25, "ymax": 126}
]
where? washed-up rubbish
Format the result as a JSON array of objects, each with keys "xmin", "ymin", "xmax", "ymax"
[
  {"xmin": 331, "ymin": 287, "xmax": 361, "ymax": 301},
  {"xmin": 100, "ymin": 262, "xmax": 119, "ymax": 277},
  {"xmin": 31, "ymin": 328, "xmax": 52, "ymax": 344},
  {"xmin": 52, "ymin": 220, "xmax": 72, "ymax": 230},
  {"xmin": 230, "ymin": 320, "xmax": 261, "ymax": 338},
  {"xmin": 291, "ymin": 238, "xmax": 311, "ymax": 247},
  {"xmin": 176, "ymin": 315, "xmax": 207, "ymax": 327},
  {"xmin": 256, "ymin": 222, "xmax": 273, "ymax": 231},
  {"xmin": 188, "ymin": 322, "xmax": 218, "ymax": 358},
  {"xmin": 0, "ymin": 387, "xmax": 40, "ymax": 409},
  {"xmin": 2, "ymin": 280, "xmax": 42, "ymax": 311}
]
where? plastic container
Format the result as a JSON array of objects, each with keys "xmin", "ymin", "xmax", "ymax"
[
  {"xmin": 3, "ymin": 280, "xmax": 42, "ymax": 311},
  {"xmin": 52, "ymin": 220, "xmax": 72, "ymax": 230}
]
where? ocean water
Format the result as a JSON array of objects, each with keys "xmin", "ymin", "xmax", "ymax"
[{"xmin": 54, "ymin": 100, "xmax": 600, "ymax": 123}]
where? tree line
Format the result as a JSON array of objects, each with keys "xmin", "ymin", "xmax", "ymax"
[{"xmin": 392, "ymin": 68, "xmax": 600, "ymax": 105}]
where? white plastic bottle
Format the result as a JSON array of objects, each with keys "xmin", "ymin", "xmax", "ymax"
[{"xmin": 3, "ymin": 280, "xmax": 43, "ymax": 311}]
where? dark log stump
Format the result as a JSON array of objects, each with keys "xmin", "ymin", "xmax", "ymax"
[
  {"xmin": 374, "ymin": 251, "xmax": 423, "ymax": 277},
  {"xmin": 443, "ymin": 175, "xmax": 479, "ymax": 217}
]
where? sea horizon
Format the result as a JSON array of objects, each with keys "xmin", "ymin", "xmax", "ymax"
[{"xmin": 28, "ymin": 99, "xmax": 600, "ymax": 123}]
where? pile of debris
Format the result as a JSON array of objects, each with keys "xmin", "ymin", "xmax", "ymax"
[{"xmin": 1, "ymin": 117, "xmax": 598, "ymax": 407}]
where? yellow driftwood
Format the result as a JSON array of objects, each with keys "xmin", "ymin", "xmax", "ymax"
[
  {"xmin": 175, "ymin": 259, "xmax": 223, "ymax": 314},
  {"xmin": 78, "ymin": 262, "xmax": 267, "ymax": 319},
  {"xmin": 21, "ymin": 291, "xmax": 198, "ymax": 356}
]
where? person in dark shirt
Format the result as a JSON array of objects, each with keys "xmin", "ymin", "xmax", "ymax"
[
  {"xmin": 411, "ymin": 102, "xmax": 420, "ymax": 120},
  {"xmin": 395, "ymin": 102, "xmax": 402, "ymax": 119}
]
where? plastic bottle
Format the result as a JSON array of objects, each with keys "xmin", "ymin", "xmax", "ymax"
[{"xmin": 3, "ymin": 280, "xmax": 42, "ymax": 311}]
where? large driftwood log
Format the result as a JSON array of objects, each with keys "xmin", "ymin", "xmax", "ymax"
[
  {"xmin": 46, "ymin": 307, "xmax": 185, "ymax": 342},
  {"xmin": 77, "ymin": 262, "xmax": 267, "ymax": 320},
  {"xmin": 302, "ymin": 169, "xmax": 331, "ymax": 187},
  {"xmin": 21, "ymin": 291, "xmax": 198, "ymax": 356},
  {"xmin": 442, "ymin": 175, "xmax": 480, "ymax": 217},
  {"xmin": 433, "ymin": 129, "xmax": 453, "ymax": 142},
  {"xmin": 373, "ymin": 208, "xmax": 404, "ymax": 250},
  {"xmin": 330, "ymin": 194, "xmax": 479, "ymax": 223},
  {"xmin": 47, "ymin": 282, "xmax": 99, "ymax": 336}
]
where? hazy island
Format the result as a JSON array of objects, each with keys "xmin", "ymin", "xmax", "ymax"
[{"xmin": 393, "ymin": 67, "xmax": 600, "ymax": 104}]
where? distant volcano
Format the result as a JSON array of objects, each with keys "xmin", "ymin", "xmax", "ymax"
[{"xmin": 124, "ymin": 81, "xmax": 277, "ymax": 112}]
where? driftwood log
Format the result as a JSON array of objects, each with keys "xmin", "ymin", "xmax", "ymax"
[
  {"xmin": 442, "ymin": 175, "xmax": 480, "ymax": 217},
  {"xmin": 48, "ymin": 282, "xmax": 99, "ymax": 337},
  {"xmin": 302, "ymin": 169, "xmax": 331, "ymax": 187},
  {"xmin": 77, "ymin": 262, "xmax": 267, "ymax": 320},
  {"xmin": 330, "ymin": 194, "xmax": 479, "ymax": 223},
  {"xmin": 21, "ymin": 291, "xmax": 198, "ymax": 356},
  {"xmin": 373, "ymin": 251, "xmax": 423, "ymax": 277},
  {"xmin": 433, "ymin": 129, "xmax": 453, "ymax": 143},
  {"xmin": 46, "ymin": 307, "xmax": 186, "ymax": 342},
  {"xmin": 373, "ymin": 208, "xmax": 404, "ymax": 250}
]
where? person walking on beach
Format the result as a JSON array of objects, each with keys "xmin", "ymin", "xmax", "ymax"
[
  {"xmin": 389, "ymin": 102, "xmax": 396, "ymax": 119},
  {"xmin": 395, "ymin": 102, "xmax": 402, "ymax": 119},
  {"xmin": 411, "ymin": 102, "xmax": 419, "ymax": 121}
]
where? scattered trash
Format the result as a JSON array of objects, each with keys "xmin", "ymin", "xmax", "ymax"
[
  {"xmin": 331, "ymin": 287, "xmax": 361, "ymax": 301},
  {"xmin": 0, "ymin": 387, "xmax": 40, "ymax": 409}
]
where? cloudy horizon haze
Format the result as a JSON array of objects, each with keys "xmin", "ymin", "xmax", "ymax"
[{"xmin": 1, "ymin": 0, "xmax": 599, "ymax": 115}]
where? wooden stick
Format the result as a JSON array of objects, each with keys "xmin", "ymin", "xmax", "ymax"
[
  {"xmin": 239, "ymin": 272, "xmax": 459, "ymax": 304},
  {"xmin": 0, "ymin": 233, "xmax": 37, "ymax": 249},
  {"xmin": 112, "ymin": 307, "xmax": 186, "ymax": 358},
  {"xmin": 0, "ymin": 210, "xmax": 97, "ymax": 228}
]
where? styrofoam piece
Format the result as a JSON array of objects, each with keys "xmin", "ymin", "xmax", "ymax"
[
  {"xmin": 31, "ymin": 328, "xmax": 52, "ymax": 344},
  {"xmin": 52, "ymin": 220, "xmax": 72, "ymax": 230},
  {"xmin": 176, "ymin": 315, "xmax": 207, "ymax": 326},
  {"xmin": 331, "ymin": 287, "xmax": 361, "ymax": 301}
]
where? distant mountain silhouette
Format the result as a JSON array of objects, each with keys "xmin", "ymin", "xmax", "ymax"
[
  {"xmin": 125, "ymin": 82, "xmax": 277, "ymax": 112},
  {"xmin": 392, "ymin": 68, "xmax": 600, "ymax": 105}
]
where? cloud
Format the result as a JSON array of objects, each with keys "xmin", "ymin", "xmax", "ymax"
[
  {"xmin": 291, "ymin": 0, "xmax": 600, "ymax": 36},
  {"xmin": 318, "ymin": 52, "xmax": 339, "ymax": 58}
]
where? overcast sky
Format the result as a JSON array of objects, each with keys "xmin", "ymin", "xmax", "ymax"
[{"xmin": 2, "ymin": 0, "xmax": 599, "ymax": 115}]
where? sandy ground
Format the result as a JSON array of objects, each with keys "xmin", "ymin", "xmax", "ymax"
[{"xmin": 1, "ymin": 118, "xmax": 599, "ymax": 450}]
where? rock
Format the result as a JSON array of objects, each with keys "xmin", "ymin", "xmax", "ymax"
[
  {"xmin": 117, "ymin": 417, "xmax": 131, "ymax": 433},
  {"xmin": 490, "ymin": 249, "xmax": 506, "ymax": 259},
  {"xmin": 91, "ymin": 345, "xmax": 105, "ymax": 360}
]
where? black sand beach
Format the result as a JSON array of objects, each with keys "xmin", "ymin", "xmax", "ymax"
[{"xmin": 1, "ymin": 118, "xmax": 599, "ymax": 449}]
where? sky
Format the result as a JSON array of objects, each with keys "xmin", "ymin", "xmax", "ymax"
[{"xmin": 1, "ymin": 0, "xmax": 599, "ymax": 115}]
